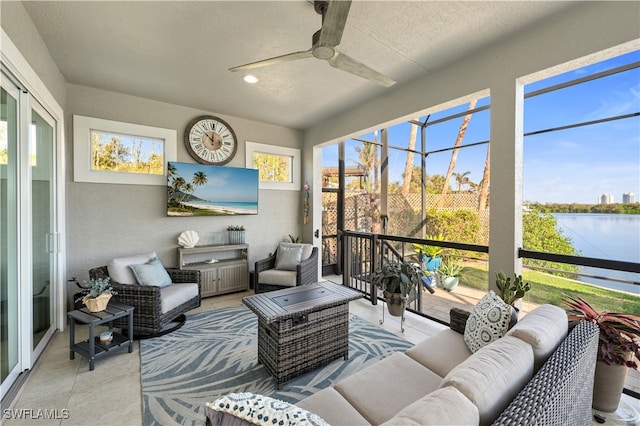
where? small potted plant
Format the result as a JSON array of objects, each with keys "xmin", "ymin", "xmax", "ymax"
[
  {"xmin": 412, "ymin": 234, "xmax": 444, "ymax": 272},
  {"xmin": 76, "ymin": 277, "xmax": 117, "ymax": 312},
  {"xmin": 563, "ymin": 295, "xmax": 640, "ymax": 412},
  {"xmin": 438, "ymin": 260, "xmax": 464, "ymax": 292},
  {"xmin": 371, "ymin": 259, "xmax": 422, "ymax": 317},
  {"xmin": 227, "ymin": 225, "xmax": 245, "ymax": 244}
]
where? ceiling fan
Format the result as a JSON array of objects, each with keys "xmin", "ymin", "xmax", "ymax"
[{"xmin": 229, "ymin": 0, "xmax": 396, "ymax": 87}]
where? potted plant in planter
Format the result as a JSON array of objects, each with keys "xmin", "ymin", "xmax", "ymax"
[
  {"xmin": 371, "ymin": 259, "xmax": 422, "ymax": 317},
  {"xmin": 412, "ymin": 234, "xmax": 444, "ymax": 272},
  {"xmin": 227, "ymin": 225, "xmax": 245, "ymax": 244},
  {"xmin": 438, "ymin": 260, "xmax": 464, "ymax": 292},
  {"xmin": 76, "ymin": 277, "xmax": 117, "ymax": 312},
  {"xmin": 563, "ymin": 295, "xmax": 640, "ymax": 412},
  {"xmin": 495, "ymin": 271, "xmax": 531, "ymax": 325},
  {"xmin": 495, "ymin": 271, "xmax": 531, "ymax": 306}
]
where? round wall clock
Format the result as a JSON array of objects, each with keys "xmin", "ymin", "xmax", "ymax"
[{"xmin": 184, "ymin": 115, "xmax": 237, "ymax": 165}]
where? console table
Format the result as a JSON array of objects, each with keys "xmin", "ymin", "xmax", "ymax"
[
  {"xmin": 178, "ymin": 244, "xmax": 249, "ymax": 297},
  {"xmin": 68, "ymin": 302, "xmax": 134, "ymax": 371},
  {"xmin": 242, "ymin": 282, "xmax": 362, "ymax": 388}
]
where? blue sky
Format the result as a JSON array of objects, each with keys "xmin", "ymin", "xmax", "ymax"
[
  {"xmin": 169, "ymin": 162, "xmax": 258, "ymax": 203},
  {"xmin": 323, "ymin": 51, "xmax": 640, "ymax": 204}
]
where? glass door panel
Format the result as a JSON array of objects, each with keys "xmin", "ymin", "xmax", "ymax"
[
  {"xmin": 31, "ymin": 106, "xmax": 55, "ymax": 350},
  {"xmin": 1, "ymin": 81, "xmax": 20, "ymax": 392}
]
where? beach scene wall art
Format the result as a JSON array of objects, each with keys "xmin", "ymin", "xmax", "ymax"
[{"xmin": 167, "ymin": 161, "xmax": 258, "ymax": 216}]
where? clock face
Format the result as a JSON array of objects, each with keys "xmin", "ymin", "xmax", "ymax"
[{"xmin": 184, "ymin": 116, "xmax": 237, "ymax": 165}]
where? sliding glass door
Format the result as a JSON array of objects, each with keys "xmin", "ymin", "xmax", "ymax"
[
  {"xmin": 31, "ymin": 103, "xmax": 56, "ymax": 352},
  {"xmin": 1, "ymin": 77, "xmax": 20, "ymax": 395},
  {"xmin": 1, "ymin": 70, "xmax": 60, "ymax": 397}
]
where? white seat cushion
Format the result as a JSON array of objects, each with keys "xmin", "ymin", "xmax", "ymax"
[
  {"xmin": 334, "ymin": 353, "xmax": 442, "ymax": 425},
  {"xmin": 107, "ymin": 252, "xmax": 157, "ymax": 285},
  {"xmin": 258, "ymin": 269, "xmax": 297, "ymax": 287},
  {"xmin": 381, "ymin": 386, "xmax": 479, "ymax": 426},
  {"xmin": 406, "ymin": 328, "xmax": 472, "ymax": 377},
  {"xmin": 160, "ymin": 283, "xmax": 199, "ymax": 314},
  {"xmin": 297, "ymin": 387, "xmax": 370, "ymax": 426}
]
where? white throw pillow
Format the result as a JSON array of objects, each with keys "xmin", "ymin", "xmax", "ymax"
[
  {"xmin": 107, "ymin": 252, "xmax": 157, "ymax": 285},
  {"xmin": 464, "ymin": 291, "xmax": 512, "ymax": 353},
  {"xmin": 206, "ymin": 393, "xmax": 329, "ymax": 426}
]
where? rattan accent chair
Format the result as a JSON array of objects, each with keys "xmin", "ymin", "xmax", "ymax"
[
  {"xmin": 89, "ymin": 265, "xmax": 201, "ymax": 337},
  {"xmin": 254, "ymin": 244, "xmax": 318, "ymax": 293}
]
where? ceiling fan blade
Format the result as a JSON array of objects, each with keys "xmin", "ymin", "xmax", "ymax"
[
  {"xmin": 317, "ymin": 0, "xmax": 351, "ymax": 47},
  {"xmin": 328, "ymin": 51, "xmax": 396, "ymax": 87},
  {"xmin": 229, "ymin": 50, "xmax": 313, "ymax": 72}
]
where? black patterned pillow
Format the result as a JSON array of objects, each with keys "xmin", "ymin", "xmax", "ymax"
[
  {"xmin": 206, "ymin": 392, "xmax": 329, "ymax": 426},
  {"xmin": 463, "ymin": 291, "xmax": 513, "ymax": 353}
]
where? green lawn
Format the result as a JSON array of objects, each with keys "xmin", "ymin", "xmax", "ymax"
[{"xmin": 460, "ymin": 266, "xmax": 640, "ymax": 316}]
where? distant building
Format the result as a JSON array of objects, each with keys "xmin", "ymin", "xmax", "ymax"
[
  {"xmin": 599, "ymin": 194, "xmax": 614, "ymax": 204},
  {"xmin": 622, "ymin": 192, "xmax": 635, "ymax": 203}
]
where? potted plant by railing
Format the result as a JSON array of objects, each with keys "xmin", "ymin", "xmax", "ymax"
[
  {"xmin": 563, "ymin": 295, "xmax": 640, "ymax": 412},
  {"xmin": 495, "ymin": 271, "xmax": 531, "ymax": 324},
  {"xmin": 227, "ymin": 225, "xmax": 245, "ymax": 244},
  {"xmin": 412, "ymin": 234, "xmax": 444, "ymax": 272},
  {"xmin": 438, "ymin": 260, "xmax": 464, "ymax": 292},
  {"xmin": 75, "ymin": 277, "xmax": 117, "ymax": 312},
  {"xmin": 371, "ymin": 259, "xmax": 422, "ymax": 317}
]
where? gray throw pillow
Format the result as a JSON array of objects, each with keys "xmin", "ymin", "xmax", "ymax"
[
  {"xmin": 129, "ymin": 257, "xmax": 172, "ymax": 287},
  {"xmin": 275, "ymin": 244, "xmax": 304, "ymax": 271}
]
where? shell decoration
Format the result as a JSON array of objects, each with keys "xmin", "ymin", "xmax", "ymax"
[{"xmin": 178, "ymin": 230, "xmax": 199, "ymax": 248}]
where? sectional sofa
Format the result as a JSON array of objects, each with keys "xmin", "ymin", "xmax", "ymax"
[{"xmin": 206, "ymin": 304, "xmax": 599, "ymax": 426}]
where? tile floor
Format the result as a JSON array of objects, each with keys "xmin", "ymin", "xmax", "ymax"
[{"xmin": 5, "ymin": 282, "xmax": 640, "ymax": 425}]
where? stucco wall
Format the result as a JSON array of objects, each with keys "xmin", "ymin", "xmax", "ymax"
[
  {"xmin": 1, "ymin": 1, "xmax": 67, "ymax": 107},
  {"xmin": 65, "ymin": 84, "xmax": 303, "ymax": 289}
]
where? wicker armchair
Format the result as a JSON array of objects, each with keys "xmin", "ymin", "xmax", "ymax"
[
  {"xmin": 254, "ymin": 245, "xmax": 318, "ymax": 293},
  {"xmin": 89, "ymin": 266, "xmax": 201, "ymax": 337}
]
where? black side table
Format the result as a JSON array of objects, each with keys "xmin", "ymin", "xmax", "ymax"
[{"xmin": 68, "ymin": 302, "xmax": 134, "ymax": 371}]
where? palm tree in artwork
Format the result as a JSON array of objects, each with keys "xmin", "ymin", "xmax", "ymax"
[{"xmin": 191, "ymin": 171, "xmax": 208, "ymax": 200}]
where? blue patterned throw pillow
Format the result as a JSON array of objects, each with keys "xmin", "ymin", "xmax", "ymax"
[
  {"xmin": 206, "ymin": 393, "xmax": 329, "ymax": 426},
  {"xmin": 463, "ymin": 291, "xmax": 513, "ymax": 353}
]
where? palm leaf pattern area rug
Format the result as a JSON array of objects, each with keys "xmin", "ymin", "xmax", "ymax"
[{"xmin": 140, "ymin": 305, "xmax": 413, "ymax": 425}]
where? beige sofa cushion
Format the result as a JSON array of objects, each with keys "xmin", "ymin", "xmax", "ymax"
[
  {"xmin": 441, "ymin": 335, "xmax": 534, "ymax": 426},
  {"xmin": 160, "ymin": 283, "xmax": 199, "ymax": 314},
  {"xmin": 506, "ymin": 304, "xmax": 568, "ymax": 371},
  {"xmin": 405, "ymin": 328, "xmax": 472, "ymax": 377},
  {"xmin": 334, "ymin": 353, "xmax": 442, "ymax": 425},
  {"xmin": 297, "ymin": 387, "xmax": 370, "ymax": 426},
  {"xmin": 258, "ymin": 269, "xmax": 297, "ymax": 287},
  {"xmin": 381, "ymin": 386, "xmax": 479, "ymax": 426}
]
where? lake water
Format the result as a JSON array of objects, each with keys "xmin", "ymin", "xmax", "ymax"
[{"xmin": 552, "ymin": 213, "xmax": 640, "ymax": 294}]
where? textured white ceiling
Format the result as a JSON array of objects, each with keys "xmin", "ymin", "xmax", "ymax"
[{"xmin": 22, "ymin": 1, "xmax": 576, "ymax": 130}]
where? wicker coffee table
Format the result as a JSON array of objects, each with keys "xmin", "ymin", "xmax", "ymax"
[{"xmin": 242, "ymin": 282, "xmax": 362, "ymax": 389}]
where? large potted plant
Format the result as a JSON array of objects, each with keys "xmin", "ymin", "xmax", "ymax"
[
  {"xmin": 563, "ymin": 295, "xmax": 640, "ymax": 412},
  {"xmin": 371, "ymin": 259, "xmax": 422, "ymax": 317},
  {"xmin": 412, "ymin": 234, "xmax": 444, "ymax": 272}
]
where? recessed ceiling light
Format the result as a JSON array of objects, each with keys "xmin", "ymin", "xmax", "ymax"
[{"xmin": 243, "ymin": 75, "xmax": 259, "ymax": 84}]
